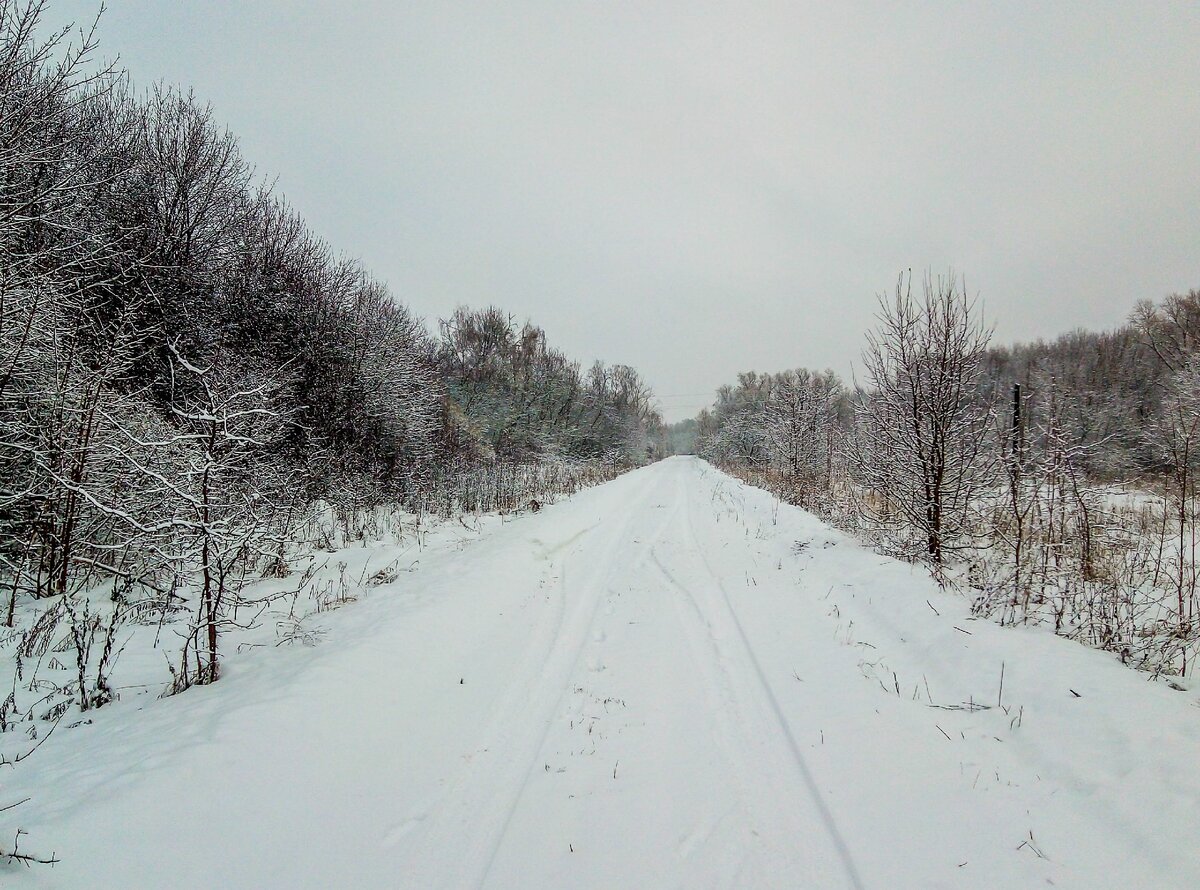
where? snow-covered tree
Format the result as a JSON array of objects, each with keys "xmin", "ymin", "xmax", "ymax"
[{"xmin": 851, "ymin": 271, "xmax": 993, "ymax": 567}]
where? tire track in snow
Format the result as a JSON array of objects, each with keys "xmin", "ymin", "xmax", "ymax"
[
  {"xmin": 400, "ymin": 471, "xmax": 674, "ymax": 890},
  {"xmin": 646, "ymin": 477, "xmax": 793, "ymax": 885},
  {"xmin": 472, "ymin": 475, "xmax": 704, "ymax": 884},
  {"xmin": 660, "ymin": 474, "xmax": 867, "ymax": 890}
]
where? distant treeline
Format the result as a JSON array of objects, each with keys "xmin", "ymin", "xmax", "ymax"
[{"xmin": 697, "ymin": 283, "xmax": 1200, "ymax": 483}]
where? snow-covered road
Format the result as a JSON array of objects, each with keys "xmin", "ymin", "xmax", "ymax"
[{"xmin": 10, "ymin": 458, "xmax": 1200, "ymax": 888}]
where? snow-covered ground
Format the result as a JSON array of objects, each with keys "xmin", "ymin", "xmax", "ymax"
[{"xmin": 5, "ymin": 457, "xmax": 1199, "ymax": 888}]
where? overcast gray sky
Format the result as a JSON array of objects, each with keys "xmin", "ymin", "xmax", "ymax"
[{"xmin": 58, "ymin": 1, "xmax": 1200, "ymax": 420}]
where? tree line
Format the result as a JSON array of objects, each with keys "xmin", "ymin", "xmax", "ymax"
[
  {"xmin": 0, "ymin": 1, "xmax": 663, "ymax": 693},
  {"xmin": 695, "ymin": 271, "xmax": 1200, "ymax": 676}
]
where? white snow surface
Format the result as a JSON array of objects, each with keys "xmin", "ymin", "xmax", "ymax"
[{"xmin": 6, "ymin": 457, "xmax": 1200, "ymax": 889}]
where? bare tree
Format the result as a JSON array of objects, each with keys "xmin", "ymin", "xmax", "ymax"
[
  {"xmin": 163, "ymin": 345, "xmax": 297, "ymax": 689},
  {"xmin": 852, "ymin": 271, "xmax": 994, "ymax": 567}
]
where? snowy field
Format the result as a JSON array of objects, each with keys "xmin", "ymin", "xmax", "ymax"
[{"xmin": 5, "ymin": 457, "xmax": 1199, "ymax": 888}]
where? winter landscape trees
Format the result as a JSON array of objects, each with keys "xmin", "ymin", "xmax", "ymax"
[
  {"xmin": 0, "ymin": 1, "xmax": 672, "ymax": 860},
  {"xmin": 0, "ymin": 1, "xmax": 1196, "ymax": 884},
  {"xmin": 0, "ymin": 0, "xmax": 664, "ymax": 801},
  {"xmin": 697, "ymin": 277, "xmax": 1200, "ymax": 678}
]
